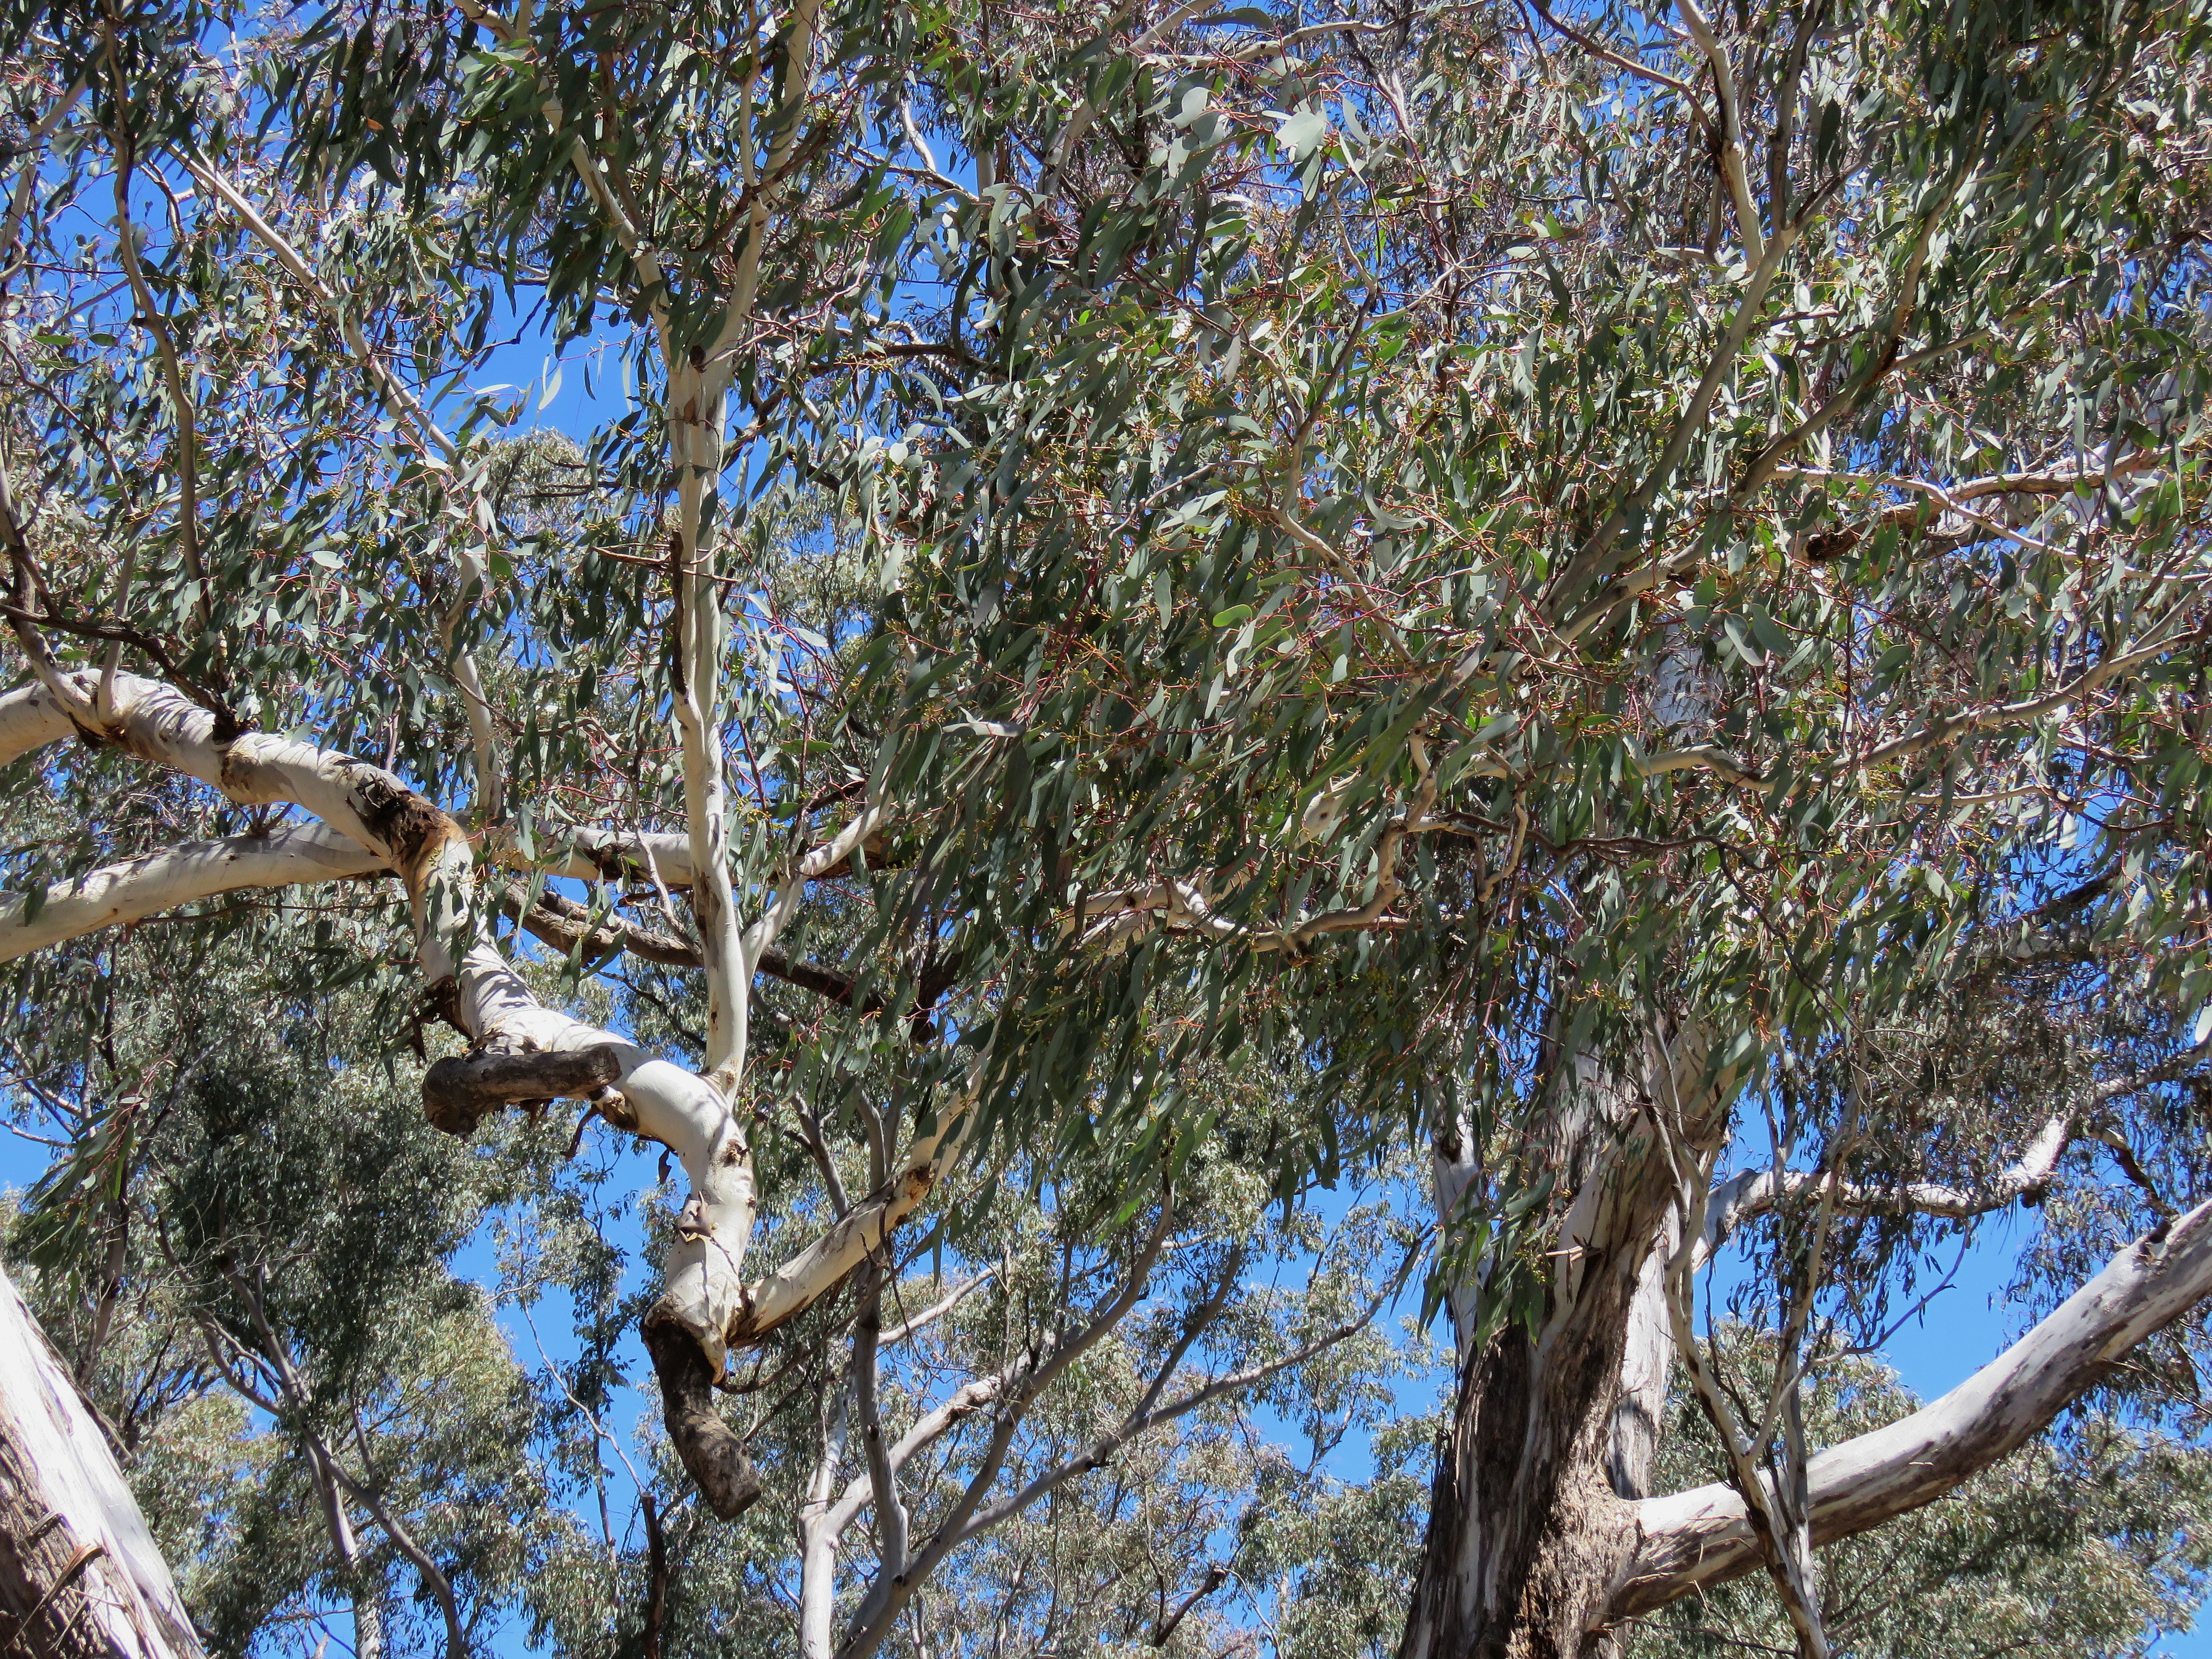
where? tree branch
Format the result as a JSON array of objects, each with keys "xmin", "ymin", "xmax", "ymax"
[
  {"xmin": 727, "ymin": 1084, "xmax": 980, "ymax": 1348},
  {"xmin": 0, "ymin": 677, "xmax": 81, "ymax": 766},
  {"xmin": 420, "ymin": 1043, "xmax": 625, "ymax": 1136},
  {"xmin": 835, "ymin": 1196, "xmax": 1176, "ymax": 1659},
  {"xmin": 0, "ymin": 822, "xmax": 386, "ymax": 962},
  {"xmin": 1611, "ymin": 1195, "xmax": 2212, "ymax": 1623}
]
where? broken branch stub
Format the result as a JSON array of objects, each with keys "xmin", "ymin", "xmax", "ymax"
[
  {"xmin": 421, "ymin": 1043, "xmax": 625, "ymax": 1136},
  {"xmin": 642, "ymin": 1310, "xmax": 762, "ymax": 1520}
]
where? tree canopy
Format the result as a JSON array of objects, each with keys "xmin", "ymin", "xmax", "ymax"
[{"xmin": 2, "ymin": 0, "xmax": 2211, "ymax": 1654}]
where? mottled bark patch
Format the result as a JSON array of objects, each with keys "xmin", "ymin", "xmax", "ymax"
[
  {"xmin": 422, "ymin": 1044, "xmax": 624, "ymax": 1136},
  {"xmin": 642, "ymin": 1309, "xmax": 760, "ymax": 1522},
  {"xmin": 349, "ymin": 769, "xmax": 459, "ymax": 887}
]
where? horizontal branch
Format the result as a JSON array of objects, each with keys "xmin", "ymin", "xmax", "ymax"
[
  {"xmin": 1612, "ymin": 1194, "xmax": 2212, "ymax": 1623},
  {"xmin": 485, "ymin": 816, "xmax": 890, "ymax": 895},
  {"xmin": 502, "ymin": 883, "xmax": 937, "ymax": 1024},
  {"xmin": 0, "ymin": 822, "xmax": 387, "ymax": 962},
  {"xmin": 1860, "ymin": 621, "xmax": 2201, "ymax": 772},
  {"xmin": 483, "ymin": 824, "xmax": 698, "ymax": 889},
  {"xmin": 1701, "ymin": 1114, "xmax": 2071, "ymax": 1252},
  {"xmin": 1700, "ymin": 1042, "xmax": 2208, "ymax": 1260},
  {"xmin": 501, "ymin": 882, "xmax": 700, "ymax": 967},
  {"xmin": 421, "ymin": 1043, "xmax": 624, "ymax": 1136}
]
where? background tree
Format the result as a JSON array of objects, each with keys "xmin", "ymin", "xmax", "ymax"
[{"xmin": 2, "ymin": 914, "xmax": 1417, "ymax": 1658}]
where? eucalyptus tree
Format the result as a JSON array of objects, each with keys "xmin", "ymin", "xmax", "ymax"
[
  {"xmin": 0, "ymin": 0, "xmax": 963, "ymax": 1535},
  {"xmin": 0, "ymin": 2, "xmax": 1404, "ymax": 1637},
  {"xmin": 4, "ymin": 3, "xmax": 2212, "ymax": 1659},
  {"xmin": 821, "ymin": 3, "xmax": 2212, "ymax": 1658}
]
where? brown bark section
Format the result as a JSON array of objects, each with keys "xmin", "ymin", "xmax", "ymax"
[
  {"xmin": 421, "ymin": 1042, "xmax": 624, "ymax": 1135},
  {"xmin": 643, "ymin": 1312, "xmax": 762, "ymax": 1520},
  {"xmin": 1403, "ymin": 1031, "xmax": 1722, "ymax": 1659},
  {"xmin": 1405, "ymin": 1320, "xmax": 1643, "ymax": 1659}
]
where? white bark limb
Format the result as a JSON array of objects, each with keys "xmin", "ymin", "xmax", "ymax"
[
  {"xmin": 743, "ymin": 802, "xmax": 896, "ymax": 968},
  {"xmin": 0, "ymin": 1260, "xmax": 205, "ymax": 1659},
  {"xmin": 731, "ymin": 1091, "xmax": 975, "ymax": 1346},
  {"xmin": 1700, "ymin": 1113, "xmax": 2070, "ymax": 1262},
  {"xmin": 1676, "ymin": 0, "xmax": 1764, "ymax": 264},
  {"xmin": 4, "ymin": 655, "xmax": 961, "ymax": 1517},
  {"xmin": 667, "ymin": 357, "xmax": 748, "ymax": 1086},
  {"xmin": 661, "ymin": 0, "xmax": 822, "ymax": 1091},
  {"xmin": 1695, "ymin": 1042, "xmax": 2210, "ymax": 1267},
  {"xmin": 798, "ymin": 1390, "xmax": 850, "ymax": 1659},
  {"xmin": 10, "ymin": 669, "xmax": 951, "ymax": 1375},
  {"xmin": 0, "ymin": 676, "xmax": 83, "ymax": 766},
  {"xmin": 0, "ymin": 822, "xmax": 387, "ymax": 962},
  {"xmin": 480, "ymin": 823, "xmax": 699, "ymax": 887},
  {"xmin": 12, "ymin": 670, "xmax": 752, "ymax": 1362},
  {"xmin": 1611, "ymin": 1194, "xmax": 2212, "ymax": 1623}
]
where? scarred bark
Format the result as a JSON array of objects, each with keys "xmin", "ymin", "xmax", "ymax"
[
  {"xmin": 1403, "ymin": 1029, "xmax": 1728, "ymax": 1659},
  {"xmin": 421, "ymin": 1042, "xmax": 624, "ymax": 1134},
  {"xmin": 1404, "ymin": 1310, "xmax": 1645, "ymax": 1659}
]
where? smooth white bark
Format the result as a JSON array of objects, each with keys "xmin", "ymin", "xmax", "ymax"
[
  {"xmin": 481, "ymin": 823, "xmax": 698, "ymax": 888},
  {"xmin": 733, "ymin": 1092, "xmax": 975, "ymax": 1345},
  {"xmin": 1701, "ymin": 1114, "xmax": 2071, "ymax": 1256},
  {"xmin": 1611, "ymin": 1194, "xmax": 2212, "ymax": 1622},
  {"xmin": 0, "ymin": 1260, "xmax": 205, "ymax": 1659},
  {"xmin": 1695, "ymin": 1043, "xmax": 2207, "ymax": 1267},
  {"xmin": 0, "ymin": 822, "xmax": 386, "ymax": 961},
  {"xmin": 798, "ymin": 1391, "xmax": 850, "ymax": 1659},
  {"xmin": 0, "ymin": 676, "xmax": 82, "ymax": 766}
]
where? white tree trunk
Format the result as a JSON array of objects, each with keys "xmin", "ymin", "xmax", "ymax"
[{"xmin": 0, "ymin": 1261, "xmax": 204, "ymax": 1659}]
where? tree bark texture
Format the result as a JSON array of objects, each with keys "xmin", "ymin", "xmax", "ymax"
[
  {"xmin": 1402, "ymin": 1035, "xmax": 1708, "ymax": 1659},
  {"xmin": 0, "ymin": 1261, "xmax": 204, "ymax": 1659}
]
